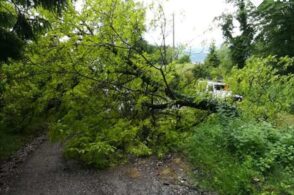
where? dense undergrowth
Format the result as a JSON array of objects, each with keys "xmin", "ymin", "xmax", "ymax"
[
  {"xmin": 184, "ymin": 114, "xmax": 294, "ymax": 194},
  {"xmin": 182, "ymin": 56, "xmax": 294, "ymax": 194},
  {"xmin": 0, "ymin": 118, "xmax": 47, "ymax": 161}
]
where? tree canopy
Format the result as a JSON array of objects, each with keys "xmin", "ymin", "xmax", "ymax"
[
  {"xmin": 219, "ymin": 0, "xmax": 255, "ymax": 68},
  {"xmin": 256, "ymin": 1, "xmax": 294, "ymax": 73},
  {"xmin": 218, "ymin": 0, "xmax": 294, "ymax": 74},
  {"xmin": 0, "ymin": 0, "xmax": 67, "ymax": 62}
]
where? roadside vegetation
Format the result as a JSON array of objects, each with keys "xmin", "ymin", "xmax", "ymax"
[{"xmin": 0, "ymin": 0, "xmax": 293, "ymax": 194}]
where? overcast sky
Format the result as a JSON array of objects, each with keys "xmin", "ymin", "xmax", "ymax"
[
  {"xmin": 76, "ymin": 0, "xmax": 263, "ymax": 50},
  {"xmin": 142, "ymin": 0, "xmax": 263, "ymax": 50}
]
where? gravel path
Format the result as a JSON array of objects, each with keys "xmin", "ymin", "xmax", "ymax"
[{"xmin": 0, "ymin": 139, "xmax": 211, "ymax": 195}]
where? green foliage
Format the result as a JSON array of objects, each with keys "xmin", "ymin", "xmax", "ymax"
[
  {"xmin": 51, "ymin": 113, "xmax": 185, "ymax": 168},
  {"xmin": 192, "ymin": 64, "xmax": 210, "ymax": 79},
  {"xmin": 219, "ymin": 0, "xmax": 255, "ymax": 68},
  {"xmin": 64, "ymin": 136, "xmax": 116, "ymax": 168},
  {"xmin": 226, "ymin": 56, "xmax": 294, "ymax": 120},
  {"xmin": 0, "ymin": 28, "xmax": 24, "ymax": 61},
  {"xmin": 0, "ymin": 0, "xmax": 68, "ymax": 62},
  {"xmin": 0, "ymin": 117, "xmax": 47, "ymax": 161},
  {"xmin": 216, "ymin": 43, "xmax": 234, "ymax": 73},
  {"xmin": 185, "ymin": 115, "xmax": 294, "ymax": 194},
  {"xmin": 176, "ymin": 55, "xmax": 191, "ymax": 64},
  {"xmin": 220, "ymin": 0, "xmax": 294, "ymax": 73},
  {"xmin": 193, "ymin": 43, "xmax": 232, "ymax": 80},
  {"xmin": 49, "ymin": 95, "xmax": 207, "ymax": 168},
  {"xmin": 4, "ymin": 0, "xmax": 199, "ymax": 168},
  {"xmin": 0, "ymin": 130, "xmax": 25, "ymax": 161},
  {"xmin": 179, "ymin": 56, "xmax": 294, "ymax": 195},
  {"xmin": 256, "ymin": 1, "xmax": 294, "ymax": 71},
  {"xmin": 204, "ymin": 42, "xmax": 220, "ymax": 68},
  {"xmin": 0, "ymin": 59, "xmax": 53, "ymax": 133}
]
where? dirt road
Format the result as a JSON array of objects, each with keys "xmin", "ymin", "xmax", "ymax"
[{"xmin": 0, "ymin": 139, "xmax": 211, "ymax": 195}]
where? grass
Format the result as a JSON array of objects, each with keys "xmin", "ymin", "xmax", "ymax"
[
  {"xmin": 276, "ymin": 113, "xmax": 294, "ymax": 128},
  {"xmin": 183, "ymin": 115, "xmax": 294, "ymax": 195},
  {"xmin": 184, "ymin": 120, "xmax": 257, "ymax": 194},
  {"xmin": 0, "ymin": 131, "xmax": 27, "ymax": 161},
  {"xmin": 0, "ymin": 120, "xmax": 47, "ymax": 162}
]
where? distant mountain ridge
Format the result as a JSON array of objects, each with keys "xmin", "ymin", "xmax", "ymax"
[
  {"xmin": 189, "ymin": 52, "xmax": 207, "ymax": 63},
  {"xmin": 185, "ymin": 48, "xmax": 207, "ymax": 63}
]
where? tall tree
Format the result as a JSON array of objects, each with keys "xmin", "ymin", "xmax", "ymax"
[
  {"xmin": 255, "ymin": 0, "xmax": 294, "ymax": 73},
  {"xmin": 205, "ymin": 42, "xmax": 221, "ymax": 68},
  {"xmin": 219, "ymin": 0, "xmax": 255, "ymax": 68},
  {"xmin": 217, "ymin": 43, "xmax": 234, "ymax": 72},
  {"xmin": 257, "ymin": 0, "xmax": 294, "ymax": 57},
  {"xmin": 0, "ymin": 0, "xmax": 67, "ymax": 62}
]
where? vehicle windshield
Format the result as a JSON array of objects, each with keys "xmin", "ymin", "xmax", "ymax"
[{"xmin": 215, "ymin": 84, "xmax": 225, "ymax": 91}]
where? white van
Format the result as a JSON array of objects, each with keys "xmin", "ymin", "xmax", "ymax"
[{"xmin": 206, "ymin": 81, "xmax": 243, "ymax": 101}]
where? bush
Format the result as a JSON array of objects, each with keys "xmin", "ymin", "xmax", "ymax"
[
  {"xmin": 226, "ymin": 56, "xmax": 294, "ymax": 121},
  {"xmin": 192, "ymin": 64, "xmax": 210, "ymax": 79},
  {"xmin": 176, "ymin": 55, "xmax": 191, "ymax": 64},
  {"xmin": 184, "ymin": 115, "xmax": 294, "ymax": 194}
]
